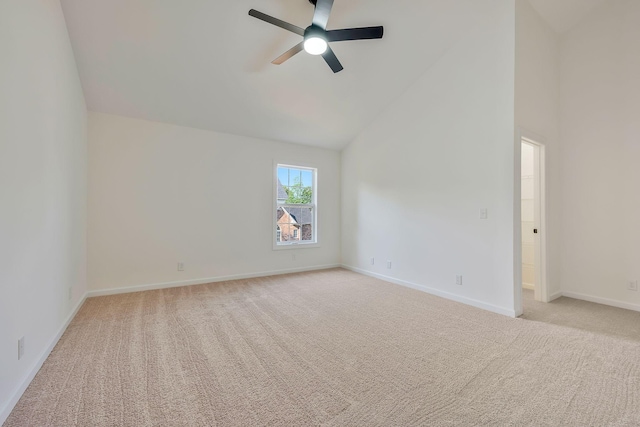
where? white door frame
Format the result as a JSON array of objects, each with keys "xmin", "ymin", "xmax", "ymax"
[{"xmin": 514, "ymin": 129, "xmax": 549, "ymax": 316}]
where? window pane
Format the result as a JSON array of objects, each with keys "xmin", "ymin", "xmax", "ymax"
[
  {"xmin": 276, "ymin": 206, "xmax": 295, "ymax": 242},
  {"xmin": 302, "ymin": 170, "xmax": 312, "ymax": 187},
  {"xmin": 276, "ymin": 205, "xmax": 313, "ymax": 244},
  {"xmin": 286, "ymin": 206, "xmax": 312, "ymax": 226},
  {"xmin": 277, "ymin": 168, "xmax": 289, "ymax": 187},
  {"xmin": 301, "ymin": 224, "xmax": 313, "ymax": 241},
  {"xmin": 277, "ymin": 167, "xmax": 313, "ymax": 205},
  {"xmin": 278, "ymin": 223, "xmax": 298, "ymax": 242},
  {"xmin": 288, "ymin": 180, "xmax": 312, "ymax": 204}
]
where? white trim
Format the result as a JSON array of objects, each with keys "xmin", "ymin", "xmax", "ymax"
[
  {"xmin": 0, "ymin": 293, "xmax": 88, "ymax": 425},
  {"xmin": 522, "ymin": 136, "xmax": 548, "ymax": 303},
  {"xmin": 522, "ymin": 283, "xmax": 535, "ymax": 291},
  {"xmin": 519, "ymin": 129, "xmax": 547, "ymax": 146},
  {"xmin": 272, "ymin": 242, "xmax": 321, "ymax": 251},
  {"xmin": 87, "ymin": 264, "xmax": 340, "ymax": 297},
  {"xmin": 561, "ymin": 291, "xmax": 640, "ymax": 313},
  {"xmin": 341, "ymin": 265, "xmax": 516, "ymax": 318},
  {"xmin": 515, "ymin": 128, "xmax": 550, "ymax": 316},
  {"xmin": 513, "ymin": 131, "xmax": 523, "ymax": 316},
  {"xmin": 548, "ymin": 290, "xmax": 563, "ymax": 301}
]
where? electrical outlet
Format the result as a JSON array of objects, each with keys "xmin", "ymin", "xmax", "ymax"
[
  {"xmin": 628, "ymin": 281, "xmax": 638, "ymax": 291},
  {"xmin": 68, "ymin": 286, "xmax": 73, "ymax": 301},
  {"xmin": 386, "ymin": 261, "xmax": 392, "ymax": 269},
  {"xmin": 18, "ymin": 337, "xmax": 24, "ymax": 360},
  {"xmin": 456, "ymin": 275, "xmax": 463, "ymax": 286},
  {"xmin": 292, "ymin": 253, "xmax": 296, "ymax": 261},
  {"xmin": 177, "ymin": 262, "xmax": 184, "ymax": 271},
  {"xmin": 370, "ymin": 257, "xmax": 375, "ymax": 265},
  {"xmin": 480, "ymin": 208, "xmax": 488, "ymax": 220}
]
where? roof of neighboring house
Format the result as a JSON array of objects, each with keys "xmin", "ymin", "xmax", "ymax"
[
  {"xmin": 276, "ymin": 206, "xmax": 312, "ymax": 226},
  {"xmin": 277, "ymin": 179, "xmax": 288, "ymax": 201},
  {"xmin": 286, "ymin": 206, "xmax": 312, "ymax": 225}
]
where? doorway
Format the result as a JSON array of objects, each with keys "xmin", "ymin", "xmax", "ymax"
[{"xmin": 520, "ymin": 137, "xmax": 547, "ymax": 303}]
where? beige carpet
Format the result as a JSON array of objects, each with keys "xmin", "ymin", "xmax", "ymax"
[
  {"xmin": 522, "ymin": 288, "xmax": 640, "ymax": 342},
  {"xmin": 5, "ymin": 269, "xmax": 640, "ymax": 426}
]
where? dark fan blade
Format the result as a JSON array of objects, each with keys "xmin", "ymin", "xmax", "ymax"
[
  {"xmin": 322, "ymin": 47, "xmax": 343, "ymax": 73},
  {"xmin": 272, "ymin": 42, "xmax": 305, "ymax": 65},
  {"xmin": 326, "ymin": 26, "xmax": 384, "ymax": 42},
  {"xmin": 248, "ymin": 9, "xmax": 305, "ymax": 36},
  {"xmin": 312, "ymin": 0, "xmax": 334, "ymax": 30}
]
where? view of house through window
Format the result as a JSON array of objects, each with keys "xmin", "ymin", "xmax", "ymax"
[{"xmin": 276, "ymin": 165, "xmax": 316, "ymax": 245}]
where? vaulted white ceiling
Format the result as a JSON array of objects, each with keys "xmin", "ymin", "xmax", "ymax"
[
  {"xmin": 528, "ymin": 0, "xmax": 611, "ymax": 33},
  {"xmin": 60, "ymin": 0, "xmax": 499, "ymax": 150},
  {"xmin": 60, "ymin": 1, "xmax": 611, "ymax": 150}
]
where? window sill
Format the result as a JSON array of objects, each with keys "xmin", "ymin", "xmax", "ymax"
[{"xmin": 273, "ymin": 242, "xmax": 320, "ymax": 251}]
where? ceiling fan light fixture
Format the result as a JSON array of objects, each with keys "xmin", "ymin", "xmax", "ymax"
[
  {"xmin": 303, "ymin": 36, "xmax": 328, "ymax": 55},
  {"xmin": 248, "ymin": 0, "xmax": 384, "ymax": 73}
]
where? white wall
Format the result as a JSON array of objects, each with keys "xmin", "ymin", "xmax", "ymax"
[
  {"xmin": 341, "ymin": 1, "xmax": 517, "ymax": 316},
  {"xmin": 88, "ymin": 113, "xmax": 341, "ymax": 292},
  {"xmin": 559, "ymin": 0, "xmax": 640, "ymax": 308},
  {"xmin": 0, "ymin": 0, "xmax": 87, "ymax": 421},
  {"xmin": 514, "ymin": 0, "xmax": 561, "ymax": 300}
]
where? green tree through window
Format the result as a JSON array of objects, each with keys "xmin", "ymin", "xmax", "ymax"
[{"xmin": 285, "ymin": 176, "xmax": 312, "ymax": 204}]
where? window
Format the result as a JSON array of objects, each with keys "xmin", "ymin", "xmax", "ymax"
[{"xmin": 275, "ymin": 164, "xmax": 316, "ymax": 247}]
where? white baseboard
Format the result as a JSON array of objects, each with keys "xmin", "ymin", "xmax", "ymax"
[
  {"xmin": 341, "ymin": 265, "xmax": 516, "ymax": 318},
  {"xmin": 5, "ymin": 270, "xmax": 636, "ymax": 427},
  {"xmin": 522, "ymin": 282, "xmax": 535, "ymax": 291},
  {"xmin": 0, "ymin": 293, "xmax": 88, "ymax": 426},
  {"xmin": 87, "ymin": 264, "xmax": 341, "ymax": 297},
  {"xmin": 548, "ymin": 290, "xmax": 563, "ymax": 301},
  {"xmin": 561, "ymin": 291, "xmax": 640, "ymax": 313}
]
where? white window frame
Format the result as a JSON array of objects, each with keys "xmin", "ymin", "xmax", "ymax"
[{"xmin": 273, "ymin": 162, "xmax": 319, "ymax": 250}]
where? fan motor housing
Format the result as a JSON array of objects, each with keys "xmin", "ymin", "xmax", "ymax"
[{"xmin": 304, "ymin": 25, "xmax": 325, "ymax": 40}]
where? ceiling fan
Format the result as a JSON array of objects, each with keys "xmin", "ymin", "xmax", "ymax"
[{"xmin": 248, "ymin": 0, "xmax": 384, "ymax": 73}]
